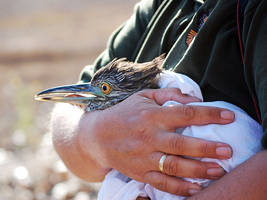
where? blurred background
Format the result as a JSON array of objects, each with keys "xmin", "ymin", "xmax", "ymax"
[{"xmin": 0, "ymin": 0, "xmax": 138, "ymax": 199}]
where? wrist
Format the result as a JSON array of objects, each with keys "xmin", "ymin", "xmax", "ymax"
[
  {"xmin": 51, "ymin": 104, "xmax": 110, "ymax": 181},
  {"xmin": 77, "ymin": 110, "xmax": 112, "ymax": 171}
]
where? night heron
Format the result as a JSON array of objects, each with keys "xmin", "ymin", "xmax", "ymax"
[{"xmin": 35, "ymin": 55, "xmax": 164, "ymax": 110}]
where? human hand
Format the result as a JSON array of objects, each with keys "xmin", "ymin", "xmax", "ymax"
[{"xmin": 78, "ymin": 88, "xmax": 234, "ymax": 196}]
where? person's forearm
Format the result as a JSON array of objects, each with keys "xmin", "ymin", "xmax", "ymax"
[
  {"xmin": 50, "ymin": 103, "xmax": 110, "ymax": 182},
  {"xmin": 188, "ymin": 150, "xmax": 267, "ymax": 200}
]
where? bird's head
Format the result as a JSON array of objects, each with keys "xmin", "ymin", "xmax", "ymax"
[{"xmin": 35, "ymin": 55, "xmax": 164, "ymax": 111}]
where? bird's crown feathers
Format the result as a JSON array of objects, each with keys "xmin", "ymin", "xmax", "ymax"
[{"xmin": 91, "ymin": 54, "xmax": 165, "ymax": 92}]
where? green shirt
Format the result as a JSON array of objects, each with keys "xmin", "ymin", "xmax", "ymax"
[{"xmin": 80, "ymin": 0, "xmax": 267, "ymax": 148}]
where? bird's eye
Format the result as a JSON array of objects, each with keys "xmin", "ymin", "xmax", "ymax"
[{"xmin": 101, "ymin": 82, "xmax": 112, "ymax": 95}]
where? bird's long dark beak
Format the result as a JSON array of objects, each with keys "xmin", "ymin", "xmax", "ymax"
[{"xmin": 34, "ymin": 83, "xmax": 104, "ymax": 106}]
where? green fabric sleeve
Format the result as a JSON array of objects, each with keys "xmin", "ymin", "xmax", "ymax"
[
  {"xmin": 79, "ymin": 0, "xmax": 163, "ymax": 83},
  {"xmin": 243, "ymin": 0, "xmax": 267, "ymax": 148}
]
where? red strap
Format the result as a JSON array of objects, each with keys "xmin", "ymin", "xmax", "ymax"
[{"xmin": 236, "ymin": 0, "xmax": 262, "ymax": 123}]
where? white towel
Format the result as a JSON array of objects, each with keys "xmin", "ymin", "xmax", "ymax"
[{"xmin": 98, "ymin": 71, "xmax": 263, "ymax": 200}]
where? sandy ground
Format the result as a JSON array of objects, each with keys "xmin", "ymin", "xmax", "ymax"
[{"xmin": 0, "ymin": 1, "xmax": 138, "ymax": 199}]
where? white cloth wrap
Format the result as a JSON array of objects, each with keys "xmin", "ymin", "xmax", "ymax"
[{"xmin": 98, "ymin": 71, "xmax": 263, "ymax": 200}]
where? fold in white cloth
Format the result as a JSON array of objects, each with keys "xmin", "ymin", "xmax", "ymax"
[{"xmin": 98, "ymin": 71, "xmax": 263, "ymax": 200}]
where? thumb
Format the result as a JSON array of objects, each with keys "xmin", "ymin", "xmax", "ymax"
[{"xmin": 139, "ymin": 88, "xmax": 201, "ymax": 105}]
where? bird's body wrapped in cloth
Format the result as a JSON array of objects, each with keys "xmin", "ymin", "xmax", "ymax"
[{"xmin": 35, "ymin": 56, "xmax": 263, "ymax": 200}]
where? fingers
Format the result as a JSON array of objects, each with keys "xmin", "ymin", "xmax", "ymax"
[
  {"xmin": 157, "ymin": 104, "xmax": 235, "ymax": 128},
  {"xmin": 139, "ymin": 88, "xmax": 201, "ymax": 105},
  {"xmin": 162, "ymin": 154, "xmax": 225, "ymax": 179},
  {"xmin": 157, "ymin": 133, "xmax": 232, "ymax": 159},
  {"xmin": 149, "ymin": 152, "xmax": 225, "ymax": 179},
  {"xmin": 143, "ymin": 171, "xmax": 202, "ymax": 196},
  {"xmin": 137, "ymin": 89, "xmax": 235, "ymax": 129}
]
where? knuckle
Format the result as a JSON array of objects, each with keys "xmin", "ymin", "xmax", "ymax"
[
  {"xmin": 165, "ymin": 157, "xmax": 179, "ymax": 175},
  {"xmin": 203, "ymin": 107, "xmax": 216, "ymax": 119},
  {"xmin": 140, "ymin": 109, "xmax": 153, "ymax": 121},
  {"xmin": 142, "ymin": 172, "xmax": 151, "ymax": 182},
  {"xmin": 139, "ymin": 130, "xmax": 154, "ymax": 144},
  {"xmin": 154, "ymin": 177, "xmax": 168, "ymax": 191},
  {"xmin": 203, "ymin": 107, "xmax": 226, "ymax": 123},
  {"xmin": 192, "ymin": 163, "xmax": 207, "ymax": 178},
  {"xmin": 140, "ymin": 108, "xmax": 158, "ymax": 122},
  {"xmin": 168, "ymin": 88, "xmax": 183, "ymax": 100},
  {"xmin": 169, "ymin": 88, "xmax": 182, "ymax": 95},
  {"xmin": 208, "ymin": 108, "xmax": 222, "ymax": 120},
  {"xmin": 199, "ymin": 142, "xmax": 214, "ymax": 157},
  {"xmin": 169, "ymin": 135, "xmax": 185, "ymax": 153},
  {"xmin": 181, "ymin": 105, "xmax": 196, "ymax": 120},
  {"xmin": 201, "ymin": 142, "xmax": 209, "ymax": 156}
]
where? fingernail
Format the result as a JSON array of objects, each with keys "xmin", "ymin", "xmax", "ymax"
[
  {"xmin": 220, "ymin": 111, "xmax": 234, "ymax": 120},
  {"xmin": 188, "ymin": 189, "xmax": 201, "ymax": 195},
  {"xmin": 207, "ymin": 168, "xmax": 225, "ymax": 177},
  {"xmin": 216, "ymin": 146, "xmax": 232, "ymax": 158}
]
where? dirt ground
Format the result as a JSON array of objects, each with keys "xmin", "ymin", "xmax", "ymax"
[{"xmin": 0, "ymin": 1, "xmax": 138, "ymax": 199}]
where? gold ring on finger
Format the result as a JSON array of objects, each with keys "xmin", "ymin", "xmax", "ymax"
[{"xmin": 159, "ymin": 154, "xmax": 167, "ymax": 173}]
